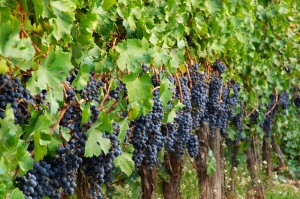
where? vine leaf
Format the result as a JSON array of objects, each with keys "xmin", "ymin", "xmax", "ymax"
[
  {"xmin": 207, "ymin": 149, "xmax": 216, "ymax": 176},
  {"xmin": 114, "ymin": 145, "xmax": 134, "ymax": 176},
  {"xmin": 204, "ymin": 0, "xmax": 221, "ymax": 15},
  {"xmin": 116, "ymin": 39, "xmax": 151, "ymax": 72},
  {"xmin": 117, "ymin": 118, "xmax": 129, "ymax": 144},
  {"xmin": 123, "ymin": 73, "xmax": 153, "ymax": 117},
  {"xmin": 72, "ymin": 64, "xmax": 91, "ymax": 90},
  {"xmin": 31, "ymin": 115, "xmax": 52, "ymax": 161},
  {"xmin": 0, "ymin": 21, "xmax": 35, "ymax": 69},
  {"xmin": 0, "ymin": 108, "xmax": 33, "ymax": 175},
  {"xmin": 32, "ymin": 0, "xmax": 43, "ymax": 20},
  {"xmin": 0, "ymin": 59, "xmax": 9, "ymax": 74},
  {"xmin": 49, "ymin": 1, "xmax": 76, "ymax": 41},
  {"xmin": 27, "ymin": 50, "xmax": 73, "ymax": 115},
  {"xmin": 85, "ymin": 122, "xmax": 111, "ymax": 157},
  {"xmin": 159, "ymin": 73, "xmax": 175, "ymax": 109},
  {"xmin": 102, "ymin": 0, "xmax": 116, "ymax": 11},
  {"xmin": 9, "ymin": 188, "xmax": 24, "ymax": 199},
  {"xmin": 80, "ymin": 103, "xmax": 91, "ymax": 124},
  {"xmin": 163, "ymin": 99, "xmax": 184, "ymax": 123}
]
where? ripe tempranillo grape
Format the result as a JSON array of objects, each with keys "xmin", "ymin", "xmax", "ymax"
[
  {"xmin": 212, "ymin": 61, "xmax": 226, "ymax": 74},
  {"xmin": 17, "ymin": 69, "xmax": 121, "ymax": 199},
  {"xmin": 109, "ymin": 81, "xmax": 127, "ymax": 100},
  {"xmin": 262, "ymin": 91, "xmax": 290, "ymax": 137},
  {"xmin": 0, "ymin": 74, "xmax": 33, "ymax": 123},
  {"xmin": 207, "ymin": 74, "xmax": 223, "ymax": 136},
  {"xmin": 130, "ymin": 88, "xmax": 164, "ymax": 169},
  {"xmin": 79, "ymin": 74, "xmax": 104, "ymax": 102},
  {"xmin": 190, "ymin": 67, "xmax": 209, "ymax": 129},
  {"xmin": 81, "ymin": 123, "xmax": 122, "ymax": 199}
]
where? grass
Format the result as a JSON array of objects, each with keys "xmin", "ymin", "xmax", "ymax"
[{"xmin": 266, "ymin": 184, "xmax": 299, "ymax": 199}]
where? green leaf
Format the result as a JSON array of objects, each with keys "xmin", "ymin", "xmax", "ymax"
[
  {"xmin": 128, "ymin": 101, "xmax": 140, "ymax": 120},
  {"xmin": 204, "ymin": 0, "xmax": 221, "ymax": 15},
  {"xmin": 158, "ymin": 167, "xmax": 170, "ymax": 183},
  {"xmin": 116, "ymin": 39, "xmax": 151, "ymax": 72},
  {"xmin": 0, "ymin": 58, "xmax": 8, "ymax": 74},
  {"xmin": 117, "ymin": 118, "xmax": 129, "ymax": 144},
  {"xmin": 29, "ymin": 115, "xmax": 52, "ymax": 161},
  {"xmin": 163, "ymin": 100, "xmax": 184, "ymax": 123},
  {"xmin": 0, "ymin": 108, "xmax": 33, "ymax": 174},
  {"xmin": 61, "ymin": 127, "xmax": 71, "ymax": 141},
  {"xmin": 16, "ymin": 143, "xmax": 33, "ymax": 175},
  {"xmin": 33, "ymin": 131, "xmax": 48, "ymax": 161},
  {"xmin": 32, "ymin": 0, "xmax": 43, "ymax": 20},
  {"xmin": 114, "ymin": 145, "xmax": 134, "ymax": 176},
  {"xmin": 207, "ymin": 149, "xmax": 216, "ymax": 176},
  {"xmin": 27, "ymin": 50, "xmax": 73, "ymax": 115},
  {"xmin": 159, "ymin": 73, "xmax": 175, "ymax": 109},
  {"xmin": 85, "ymin": 123, "xmax": 111, "ymax": 157},
  {"xmin": 10, "ymin": 188, "xmax": 25, "ymax": 199},
  {"xmin": 123, "ymin": 73, "xmax": 153, "ymax": 116},
  {"xmin": 72, "ymin": 64, "xmax": 91, "ymax": 90},
  {"xmin": 0, "ymin": 21, "xmax": 35, "ymax": 69},
  {"xmin": 49, "ymin": 1, "xmax": 76, "ymax": 40},
  {"xmin": 0, "ymin": 157, "xmax": 7, "ymax": 175},
  {"xmin": 102, "ymin": 0, "xmax": 116, "ymax": 10},
  {"xmin": 81, "ymin": 103, "xmax": 91, "ymax": 124}
]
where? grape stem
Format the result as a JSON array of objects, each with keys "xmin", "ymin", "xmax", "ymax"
[
  {"xmin": 98, "ymin": 72, "xmax": 113, "ymax": 110},
  {"xmin": 152, "ymin": 65, "xmax": 159, "ymax": 84},
  {"xmin": 175, "ymin": 74, "xmax": 183, "ymax": 103},
  {"xmin": 50, "ymin": 105, "xmax": 68, "ymax": 134},
  {"xmin": 105, "ymin": 100, "xmax": 119, "ymax": 114},
  {"xmin": 265, "ymin": 88, "xmax": 278, "ymax": 116},
  {"xmin": 151, "ymin": 86, "xmax": 160, "ymax": 93},
  {"xmin": 185, "ymin": 149, "xmax": 199, "ymax": 173},
  {"xmin": 62, "ymin": 82, "xmax": 81, "ymax": 105},
  {"xmin": 185, "ymin": 64, "xmax": 192, "ymax": 88},
  {"xmin": 246, "ymin": 107, "xmax": 257, "ymax": 118},
  {"xmin": 185, "ymin": 46, "xmax": 193, "ymax": 66}
]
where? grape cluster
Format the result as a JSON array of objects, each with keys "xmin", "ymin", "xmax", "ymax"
[
  {"xmin": 261, "ymin": 94, "xmax": 278, "ymax": 136},
  {"xmin": 188, "ymin": 63, "xmax": 244, "ymax": 141},
  {"xmin": 161, "ymin": 123, "xmax": 176, "ymax": 153},
  {"xmin": 0, "ymin": 74, "xmax": 33, "ymax": 123},
  {"xmin": 190, "ymin": 68, "xmax": 209, "ymax": 129},
  {"xmin": 262, "ymin": 91, "xmax": 290, "ymax": 137},
  {"xmin": 109, "ymin": 81, "xmax": 126, "ymax": 100},
  {"xmin": 35, "ymin": 89, "xmax": 47, "ymax": 105},
  {"xmin": 16, "ymin": 68, "xmax": 122, "ymax": 199},
  {"xmin": 232, "ymin": 101, "xmax": 244, "ymax": 143},
  {"xmin": 207, "ymin": 74, "xmax": 223, "ymax": 136},
  {"xmin": 186, "ymin": 134, "xmax": 199, "ymax": 158},
  {"xmin": 175, "ymin": 76, "xmax": 192, "ymax": 109},
  {"xmin": 82, "ymin": 123, "xmax": 122, "ymax": 199},
  {"xmin": 130, "ymin": 89, "xmax": 164, "ymax": 169},
  {"xmin": 161, "ymin": 75, "xmax": 197, "ymax": 158},
  {"xmin": 212, "ymin": 61, "xmax": 226, "ymax": 74},
  {"xmin": 278, "ymin": 91, "xmax": 289, "ymax": 110},
  {"xmin": 17, "ymin": 156, "xmax": 77, "ymax": 198},
  {"xmin": 79, "ymin": 74, "xmax": 104, "ymax": 102}
]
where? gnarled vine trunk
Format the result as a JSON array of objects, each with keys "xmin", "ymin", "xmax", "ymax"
[
  {"xmin": 196, "ymin": 123, "xmax": 210, "ymax": 199},
  {"xmin": 162, "ymin": 153, "xmax": 183, "ymax": 199},
  {"xmin": 208, "ymin": 128, "xmax": 224, "ymax": 199},
  {"xmin": 271, "ymin": 135, "xmax": 285, "ymax": 171},
  {"xmin": 75, "ymin": 169, "xmax": 90, "ymax": 199},
  {"xmin": 245, "ymin": 134, "xmax": 265, "ymax": 199},
  {"xmin": 226, "ymin": 143, "xmax": 240, "ymax": 199},
  {"xmin": 140, "ymin": 165, "xmax": 158, "ymax": 199},
  {"xmin": 262, "ymin": 135, "xmax": 272, "ymax": 180}
]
